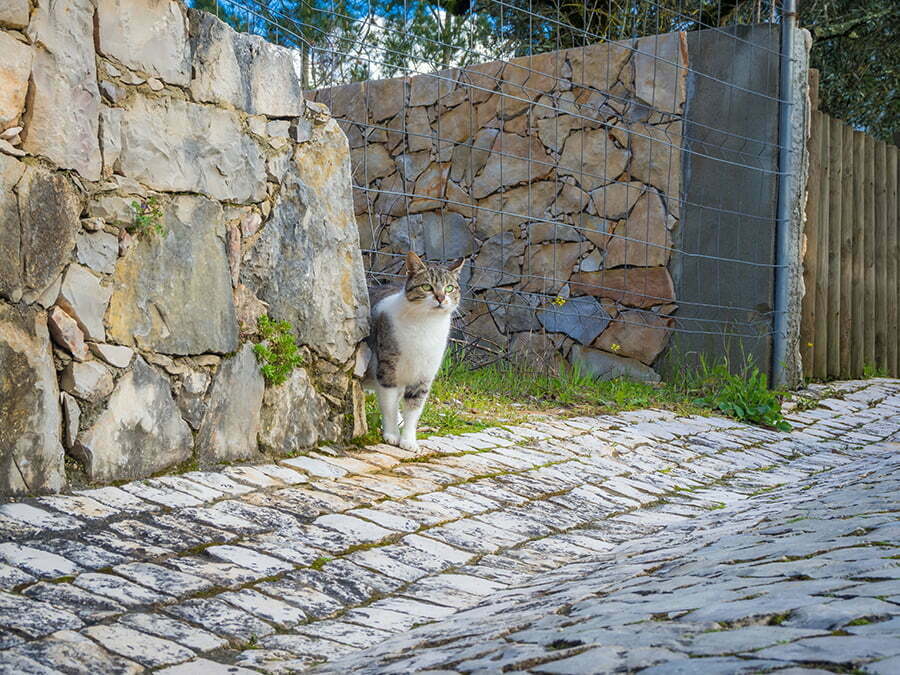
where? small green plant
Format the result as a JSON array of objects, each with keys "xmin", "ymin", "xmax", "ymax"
[
  {"xmin": 862, "ymin": 362, "xmax": 888, "ymax": 379},
  {"xmin": 310, "ymin": 556, "xmax": 332, "ymax": 570},
  {"xmin": 129, "ymin": 196, "xmax": 166, "ymax": 238},
  {"xmin": 693, "ymin": 359, "xmax": 791, "ymax": 432},
  {"xmin": 252, "ymin": 315, "xmax": 303, "ymax": 385}
]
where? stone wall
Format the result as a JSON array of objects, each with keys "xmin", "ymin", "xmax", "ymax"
[
  {"xmin": 0, "ymin": 0, "xmax": 368, "ymax": 496},
  {"xmin": 313, "ymin": 33, "xmax": 687, "ymax": 381}
]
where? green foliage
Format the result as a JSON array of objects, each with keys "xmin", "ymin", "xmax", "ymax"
[
  {"xmin": 692, "ymin": 357, "xmax": 791, "ymax": 431},
  {"xmin": 129, "ymin": 197, "xmax": 166, "ymax": 239},
  {"xmin": 355, "ymin": 346, "xmax": 795, "ymax": 445},
  {"xmin": 252, "ymin": 316, "xmax": 303, "ymax": 386},
  {"xmin": 862, "ymin": 362, "xmax": 888, "ymax": 378}
]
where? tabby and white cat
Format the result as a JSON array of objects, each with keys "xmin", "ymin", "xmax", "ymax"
[{"xmin": 363, "ymin": 252, "xmax": 464, "ymax": 451}]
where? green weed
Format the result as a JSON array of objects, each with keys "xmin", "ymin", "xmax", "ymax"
[
  {"xmin": 690, "ymin": 355, "xmax": 791, "ymax": 431},
  {"xmin": 862, "ymin": 363, "xmax": 888, "ymax": 379},
  {"xmin": 252, "ymin": 315, "xmax": 303, "ymax": 385},
  {"xmin": 129, "ymin": 196, "xmax": 166, "ymax": 239}
]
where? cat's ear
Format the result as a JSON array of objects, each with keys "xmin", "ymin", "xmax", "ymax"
[
  {"xmin": 406, "ymin": 251, "xmax": 427, "ymax": 275},
  {"xmin": 447, "ymin": 257, "xmax": 466, "ymax": 275}
]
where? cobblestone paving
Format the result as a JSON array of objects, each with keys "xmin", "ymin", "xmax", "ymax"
[{"xmin": 0, "ymin": 379, "xmax": 897, "ymax": 673}]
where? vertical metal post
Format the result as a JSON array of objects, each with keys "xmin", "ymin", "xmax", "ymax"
[{"xmin": 772, "ymin": 0, "xmax": 797, "ymax": 388}]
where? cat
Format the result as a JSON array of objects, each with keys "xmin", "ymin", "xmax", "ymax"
[{"xmin": 363, "ymin": 251, "xmax": 464, "ymax": 451}]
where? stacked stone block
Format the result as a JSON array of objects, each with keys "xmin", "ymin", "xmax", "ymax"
[
  {"xmin": 0, "ymin": 0, "xmax": 369, "ymax": 496},
  {"xmin": 313, "ymin": 33, "xmax": 687, "ymax": 381}
]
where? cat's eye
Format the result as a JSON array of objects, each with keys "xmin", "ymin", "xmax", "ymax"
[
  {"xmin": 445, "ymin": 285, "xmax": 455, "ymax": 292},
  {"xmin": 421, "ymin": 284, "xmax": 432, "ymax": 291}
]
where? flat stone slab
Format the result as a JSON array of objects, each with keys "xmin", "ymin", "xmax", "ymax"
[{"xmin": 0, "ymin": 379, "xmax": 897, "ymax": 672}]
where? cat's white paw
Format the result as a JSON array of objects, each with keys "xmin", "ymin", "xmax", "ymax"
[
  {"xmin": 399, "ymin": 437, "xmax": 419, "ymax": 452},
  {"xmin": 382, "ymin": 431, "xmax": 400, "ymax": 446}
]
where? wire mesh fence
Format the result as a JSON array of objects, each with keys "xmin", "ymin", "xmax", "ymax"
[{"xmin": 207, "ymin": 0, "xmax": 793, "ymax": 379}]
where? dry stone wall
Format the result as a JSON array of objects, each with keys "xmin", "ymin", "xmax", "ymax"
[
  {"xmin": 0, "ymin": 0, "xmax": 369, "ymax": 496},
  {"xmin": 313, "ymin": 34, "xmax": 687, "ymax": 381}
]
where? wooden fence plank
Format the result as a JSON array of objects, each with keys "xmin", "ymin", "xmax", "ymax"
[
  {"xmin": 891, "ymin": 145, "xmax": 900, "ymax": 376},
  {"xmin": 874, "ymin": 140, "xmax": 887, "ymax": 372},
  {"xmin": 839, "ymin": 126, "xmax": 854, "ymax": 377},
  {"xmin": 829, "ymin": 118, "xmax": 844, "ymax": 378},
  {"xmin": 801, "ymin": 109, "xmax": 821, "ymax": 378},
  {"xmin": 813, "ymin": 114, "xmax": 830, "ymax": 380},
  {"xmin": 851, "ymin": 131, "xmax": 865, "ymax": 377},
  {"xmin": 864, "ymin": 134, "xmax": 876, "ymax": 371}
]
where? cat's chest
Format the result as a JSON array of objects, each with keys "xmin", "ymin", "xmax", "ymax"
[{"xmin": 391, "ymin": 316, "xmax": 450, "ymax": 379}]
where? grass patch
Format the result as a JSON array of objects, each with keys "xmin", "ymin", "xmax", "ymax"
[
  {"xmin": 354, "ymin": 348, "xmax": 795, "ymax": 445},
  {"xmin": 309, "ymin": 556, "xmax": 332, "ymax": 570}
]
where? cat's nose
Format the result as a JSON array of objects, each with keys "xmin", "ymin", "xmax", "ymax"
[{"xmin": 435, "ymin": 293, "xmax": 446, "ymax": 304}]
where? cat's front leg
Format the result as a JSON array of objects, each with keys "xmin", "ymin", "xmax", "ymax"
[
  {"xmin": 376, "ymin": 385, "xmax": 403, "ymax": 445},
  {"xmin": 399, "ymin": 382, "xmax": 429, "ymax": 452}
]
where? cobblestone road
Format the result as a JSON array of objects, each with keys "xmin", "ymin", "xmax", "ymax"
[{"xmin": 0, "ymin": 380, "xmax": 897, "ymax": 673}]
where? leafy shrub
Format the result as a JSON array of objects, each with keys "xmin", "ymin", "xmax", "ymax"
[
  {"xmin": 694, "ymin": 364, "xmax": 791, "ymax": 431},
  {"xmin": 129, "ymin": 196, "xmax": 166, "ymax": 238},
  {"xmin": 252, "ymin": 315, "xmax": 303, "ymax": 385}
]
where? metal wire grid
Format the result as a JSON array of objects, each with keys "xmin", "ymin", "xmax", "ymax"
[{"xmin": 211, "ymin": 0, "xmax": 788, "ymax": 361}]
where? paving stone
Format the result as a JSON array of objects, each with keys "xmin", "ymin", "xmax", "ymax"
[
  {"xmin": 148, "ymin": 513, "xmax": 237, "ymax": 546},
  {"xmin": 403, "ymin": 534, "xmax": 473, "ymax": 566},
  {"xmin": 82, "ymin": 532, "xmax": 174, "ymax": 561},
  {"xmin": 753, "ymin": 635, "xmax": 900, "ymax": 664},
  {"xmin": 107, "ymin": 519, "xmax": 202, "ymax": 551},
  {"xmin": 179, "ymin": 505, "xmax": 267, "ymax": 535},
  {"xmin": 8, "ymin": 629, "xmax": 141, "ymax": 674},
  {"xmin": 119, "ymin": 482, "xmax": 200, "ymax": 509},
  {"xmin": 0, "ymin": 503, "xmax": 83, "ymax": 531},
  {"xmin": 686, "ymin": 625, "xmax": 828, "ymax": 656},
  {"xmin": 864, "ymin": 654, "xmax": 900, "ymax": 675},
  {"xmin": 260, "ymin": 632, "xmax": 356, "ymax": 658},
  {"xmin": 784, "ymin": 597, "xmax": 900, "ymax": 630},
  {"xmin": 348, "ymin": 548, "xmax": 429, "ymax": 582},
  {"xmin": 23, "ymin": 582, "xmax": 126, "ymax": 621},
  {"xmin": 155, "ymin": 658, "xmax": 260, "ymax": 674},
  {"xmin": 219, "ymin": 588, "xmax": 307, "ymax": 628},
  {"xmin": 0, "ymin": 543, "xmax": 81, "ymax": 579},
  {"xmin": 240, "ymin": 533, "xmax": 327, "ymax": 566},
  {"xmin": 254, "ymin": 579, "xmax": 344, "ymax": 619},
  {"xmin": 75, "ymin": 486, "xmax": 160, "ymax": 513},
  {"xmin": 150, "ymin": 476, "xmax": 225, "ymax": 502},
  {"xmin": 223, "ymin": 465, "xmax": 284, "ymax": 489},
  {"xmin": 308, "ymin": 453, "xmax": 381, "ymax": 475},
  {"xmin": 347, "ymin": 507, "xmax": 420, "ymax": 533},
  {"xmin": 164, "ymin": 556, "xmax": 260, "ymax": 588},
  {"xmin": 34, "ymin": 494, "xmax": 120, "ymax": 520},
  {"xmin": 120, "ymin": 612, "xmax": 228, "ymax": 652},
  {"xmin": 0, "ymin": 562, "xmax": 36, "ymax": 590},
  {"xmin": 166, "ymin": 598, "xmax": 277, "ymax": 641},
  {"xmin": 281, "ymin": 569, "xmax": 370, "ymax": 606},
  {"xmin": 255, "ymin": 463, "xmax": 308, "ymax": 485},
  {"xmin": 0, "ymin": 591, "xmax": 83, "ymax": 637},
  {"xmin": 295, "ymin": 620, "xmax": 394, "ymax": 648},
  {"xmin": 73, "ymin": 572, "xmax": 175, "ymax": 608},
  {"xmin": 180, "ymin": 471, "xmax": 255, "ymax": 496},
  {"xmin": 280, "ymin": 455, "xmax": 348, "ymax": 478},
  {"xmin": 205, "ymin": 545, "xmax": 295, "ymax": 576},
  {"xmin": 113, "ymin": 562, "xmax": 214, "ymax": 597},
  {"xmin": 314, "ymin": 513, "xmax": 395, "ymax": 543},
  {"xmin": 83, "ymin": 624, "xmax": 194, "ymax": 667}
]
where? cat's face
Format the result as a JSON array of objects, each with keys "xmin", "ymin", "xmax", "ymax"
[{"xmin": 404, "ymin": 252, "xmax": 464, "ymax": 313}]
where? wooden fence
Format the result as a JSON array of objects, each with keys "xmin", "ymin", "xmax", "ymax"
[{"xmin": 800, "ymin": 107, "xmax": 900, "ymax": 380}]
